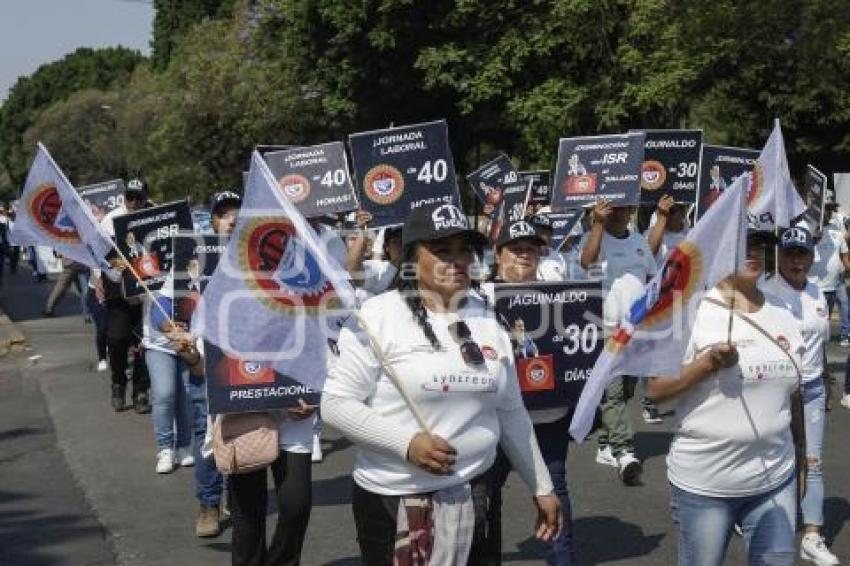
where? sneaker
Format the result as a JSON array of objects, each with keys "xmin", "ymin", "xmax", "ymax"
[
  {"xmin": 841, "ymin": 337, "xmax": 850, "ymax": 347},
  {"xmin": 595, "ymin": 445, "xmax": 618, "ymax": 467},
  {"xmin": 642, "ymin": 405, "xmax": 663, "ymax": 424},
  {"xmin": 196, "ymin": 504, "xmax": 221, "ymax": 538},
  {"xmin": 841, "ymin": 394, "xmax": 850, "ymax": 409},
  {"xmin": 617, "ymin": 452, "xmax": 643, "ymax": 485},
  {"xmin": 111, "ymin": 384, "xmax": 126, "ymax": 412},
  {"xmin": 133, "ymin": 392, "xmax": 151, "ymax": 414},
  {"xmin": 311, "ymin": 433, "xmax": 323, "ymax": 463},
  {"xmin": 175, "ymin": 447, "xmax": 195, "ymax": 467},
  {"xmin": 800, "ymin": 533, "xmax": 840, "ymax": 565},
  {"xmin": 156, "ymin": 448, "xmax": 175, "ymax": 474},
  {"xmin": 96, "ymin": 360, "xmax": 108, "ymax": 372}
]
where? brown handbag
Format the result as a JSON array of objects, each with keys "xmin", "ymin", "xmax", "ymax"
[
  {"xmin": 704, "ymin": 297, "xmax": 808, "ymax": 500},
  {"xmin": 212, "ymin": 412, "xmax": 280, "ymax": 475}
]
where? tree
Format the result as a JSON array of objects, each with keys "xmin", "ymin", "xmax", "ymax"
[{"xmin": 151, "ymin": 0, "xmax": 235, "ymax": 69}]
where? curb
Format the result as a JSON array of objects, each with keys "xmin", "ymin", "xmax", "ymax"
[{"xmin": 0, "ymin": 307, "xmax": 27, "ymax": 357}]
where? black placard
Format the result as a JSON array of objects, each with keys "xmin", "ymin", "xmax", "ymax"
[
  {"xmin": 348, "ymin": 120, "xmax": 461, "ymax": 228},
  {"xmin": 78, "ymin": 179, "xmax": 126, "ymax": 222},
  {"xmin": 467, "ymin": 153, "xmax": 519, "ymax": 214},
  {"xmin": 695, "ymin": 145, "xmax": 759, "ymax": 220},
  {"xmin": 494, "ymin": 281, "xmax": 603, "ymax": 411},
  {"xmin": 263, "ymin": 142, "xmax": 358, "ymax": 218},
  {"xmin": 170, "ymin": 233, "xmax": 227, "ymax": 324},
  {"xmin": 803, "ymin": 165, "xmax": 828, "ymax": 229},
  {"xmin": 551, "ymin": 133, "xmax": 644, "ymax": 209},
  {"xmin": 547, "ymin": 210, "xmax": 584, "ymax": 251},
  {"xmin": 205, "ymin": 341, "xmax": 321, "ymax": 414},
  {"xmin": 637, "ymin": 129, "xmax": 702, "ymax": 205},
  {"xmin": 520, "ymin": 170, "xmax": 552, "ymax": 206},
  {"xmin": 113, "ymin": 201, "xmax": 193, "ymax": 297},
  {"xmin": 486, "ymin": 180, "xmax": 532, "ymax": 243}
]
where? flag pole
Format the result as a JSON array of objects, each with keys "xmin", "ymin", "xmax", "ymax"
[
  {"xmin": 107, "ymin": 240, "xmax": 176, "ymax": 327},
  {"xmin": 727, "ymin": 181, "xmax": 747, "ymax": 344},
  {"xmin": 353, "ymin": 311, "xmax": 431, "ymax": 433}
]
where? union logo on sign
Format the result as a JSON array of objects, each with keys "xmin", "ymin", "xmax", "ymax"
[
  {"xmin": 277, "ymin": 174, "xmax": 311, "ymax": 203},
  {"xmin": 364, "ymin": 165, "xmax": 405, "ymax": 205}
]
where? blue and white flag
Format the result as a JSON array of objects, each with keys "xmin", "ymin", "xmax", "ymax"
[
  {"xmin": 570, "ymin": 174, "xmax": 747, "ymax": 441},
  {"xmin": 195, "ymin": 151, "xmax": 356, "ymax": 393},
  {"xmin": 10, "ymin": 143, "xmax": 112, "ymax": 270}
]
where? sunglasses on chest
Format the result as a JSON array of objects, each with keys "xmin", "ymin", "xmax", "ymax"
[{"xmin": 448, "ymin": 320, "xmax": 485, "ymax": 366}]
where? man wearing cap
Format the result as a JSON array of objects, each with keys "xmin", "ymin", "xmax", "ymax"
[{"xmin": 762, "ymin": 226, "xmax": 839, "ymax": 565}]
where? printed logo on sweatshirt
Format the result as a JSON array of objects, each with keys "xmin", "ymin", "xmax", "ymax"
[{"xmin": 422, "ymin": 373, "xmax": 498, "ymax": 393}]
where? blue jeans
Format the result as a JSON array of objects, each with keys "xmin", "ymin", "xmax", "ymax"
[
  {"xmin": 801, "ymin": 379, "xmax": 826, "ymax": 526},
  {"xmin": 670, "ymin": 475, "xmax": 796, "ymax": 566},
  {"xmin": 145, "ymin": 349, "xmax": 192, "ymax": 451},
  {"xmin": 837, "ymin": 284, "xmax": 850, "ymax": 338},
  {"xmin": 188, "ymin": 373, "xmax": 222, "ymax": 506}
]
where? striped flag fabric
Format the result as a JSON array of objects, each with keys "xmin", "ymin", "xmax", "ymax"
[
  {"xmin": 569, "ymin": 173, "xmax": 748, "ymax": 441},
  {"xmin": 10, "ymin": 143, "xmax": 112, "ymax": 270}
]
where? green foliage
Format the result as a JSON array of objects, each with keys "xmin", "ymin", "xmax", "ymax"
[{"xmin": 151, "ymin": 0, "xmax": 234, "ymax": 69}]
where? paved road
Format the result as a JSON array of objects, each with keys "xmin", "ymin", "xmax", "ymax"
[{"xmin": 2, "ymin": 266, "xmax": 850, "ymax": 565}]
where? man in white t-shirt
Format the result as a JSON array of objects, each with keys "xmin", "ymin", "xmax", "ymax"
[{"xmin": 580, "ymin": 199, "xmax": 657, "ymax": 485}]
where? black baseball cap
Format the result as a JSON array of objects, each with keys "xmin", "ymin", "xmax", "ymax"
[
  {"xmin": 402, "ymin": 203, "xmax": 487, "ymax": 249},
  {"xmin": 210, "ymin": 190, "xmax": 242, "ymax": 215},
  {"xmin": 126, "ymin": 178, "xmax": 147, "ymax": 194},
  {"xmin": 779, "ymin": 226, "xmax": 815, "ymax": 252},
  {"xmin": 495, "ymin": 220, "xmax": 545, "ymax": 248}
]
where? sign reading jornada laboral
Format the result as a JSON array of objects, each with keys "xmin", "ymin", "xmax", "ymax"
[
  {"xmin": 262, "ymin": 142, "xmax": 358, "ymax": 218},
  {"xmin": 170, "ymin": 233, "xmax": 228, "ymax": 324},
  {"xmin": 802, "ymin": 165, "xmax": 828, "ymax": 230},
  {"xmin": 113, "ymin": 200, "xmax": 193, "ymax": 297},
  {"xmin": 494, "ymin": 281, "xmax": 603, "ymax": 412},
  {"xmin": 205, "ymin": 341, "xmax": 321, "ymax": 414},
  {"xmin": 551, "ymin": 132, "xmax": 645, "ymax": 208},
  {"xmin": 521, "ymin": 170, "xmax": 552, "ymax": 206},
  {"xmin": 637, "ymin": 129, "xmax": 703, "ymax": 205},
  {"xmin": 695, "ymin": 144, "xmax": 759, "ymax": 220},
  {"xmin": 348, "ymin": 120, "xmax": 461, "ymax": 228},
  {"xmin": 77, "ymin": 178, "xmax": 126, "ymax": 222}
]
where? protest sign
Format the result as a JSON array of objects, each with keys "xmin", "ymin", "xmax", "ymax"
[
  {"xmin": 348, "ymin": 120, "xmax": 461, "ymax": 228},
  {"xmin": 113, "ymin": 200, "xmax": 193, "ymax": 297},
  {"xmin": 637, "ymin": 129, "xmax": 702, "ymax": 205},
  {"xmin": 170, "ymin": 233, "xmax": 227, "ymax": 323},
  {"xmin": 802, "ymin": 165, "xmax": 827, "ymax": 230},
  {"xmin": 494, "ymin": 281, "xmax": 603, "ymax": 411},
  {"xmin": 466, "ymin": 153, "xmax": 519, "ymax": 212},
  {"xmin": 205, "ymin": 341, "xmax": 321, "ymax": 414},
  {"xmin": 547, "ymin": 210, "xmax": 584, "ymax": 251},
  {"xmin": 551, "ymin": 133, "xmax": 644, "ymax": 208},
  {"xmin": 78, "ymin": 179, "xmax": 126, "ymax": 222},
  {"xmin": 521, "ymin": 170, "xmax": 552, "ymax": 206},
  {"xmin": 695, "ymin": 144, "xmax": 759, "ymax": 219},
  {"xmin": 487, "ymin": 179, "xmax": 532, "ymax": 242},
  {"xmin": 263, "ymin": 142, "xmax": 358, "ymax": 218}
]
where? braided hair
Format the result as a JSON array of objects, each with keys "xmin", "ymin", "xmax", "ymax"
[{"xmin": 390, "ymin": 244, "xmax": 442, "ymax": 350}]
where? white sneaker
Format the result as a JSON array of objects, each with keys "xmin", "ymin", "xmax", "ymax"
[
  {"xmin": 96, "ymin": 360, "xmax": 108, "ymax": 372},
  {"xmin": 156, "ymin": 448, "xmax": 175, "ymax": 474},
  {"xmin": 800, "ymin": 533, "xmax": 840, "ymax": 565},
  {"xmin": 311, "ymin": 433, "xmax": 323, "ymax": 463},
  {"xmin": 595, "ymin": 445, "xmax": 618, "ymax": 467},
  {"xmin": 617, "ymin": 452, "xmax": 642, "ymax": 485},
  {"xmin": 841, "ymin": 394, "xmax": 850, "ymax": 409},
  {"xmin": 175, "ymin": 447, "xmax": 194, "ymax": 467}
]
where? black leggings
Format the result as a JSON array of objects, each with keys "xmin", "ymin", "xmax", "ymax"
[
  {"xmin": 105, "ymin": 299, "xmax": 149, "ymax": 395},
  {"xmin": 352, "ymin": 477, "xmax": 491, "ymax": 566},
  {"xmin": 86, "ymin": 290, "xmax": 108, "ymax": 361},
  {"xmin": 229, "ymin": 451, "xmax": 312, "ymax": 566}
]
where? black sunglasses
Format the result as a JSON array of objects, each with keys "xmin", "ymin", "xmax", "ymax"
[{"xmin": 448, "ymin": 321, "xmax": 485, "ymax": 366}]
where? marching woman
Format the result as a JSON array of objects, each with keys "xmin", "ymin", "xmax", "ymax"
[
  {"xmin": 763, "ymin": 226, "xmax": 839, "ymax": 565},
  {"xmin": 322, "ymin": 203, "xmax": 560, "ymax": 565},
  {"xmin": 481, "ymin": 219, "xmax": 577, "ymax": 565},
  {"xmin": 647, "ymin": 228, "xmax": 805, "ymax": 565}
]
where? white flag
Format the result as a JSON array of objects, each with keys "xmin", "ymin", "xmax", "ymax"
[
  {"xmin": 749, "ymin": 119, "xmax": 806, "ymax": 229},
  {"xmin": 570, "ymin": 174, "xmax": 747, "ymax": 441},
  {"xmin": 10, "ymin": 143, "xmax": 112, "ymax": 270},
  {"xmin": 195, "ymin": 151, "xmax": 355, "ymax": 393}
]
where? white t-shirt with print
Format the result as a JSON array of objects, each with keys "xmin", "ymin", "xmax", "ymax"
[
  {"xmin": 667, "ymin": 289, "xmax": 803, "ymax": 498},
  {"xmin": 809, "ymin": 224, "xmax": 848, "ymax": 292},
  {"xmin": 537, "ymin": 248, "xmax": 568, "ymax": 282},
  {"xmin": 325, "ymin": 290, "xmax": 526, "ymax": 496},
  {"xmin": 360, "ymin": 259, "xmax": 397, "ymax": 297},
  {"xmin": 763, "ymin": 275, "xmax": 829, "ymax": 382}
]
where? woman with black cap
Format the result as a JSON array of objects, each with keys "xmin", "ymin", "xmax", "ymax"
[
  {"xmin": 480, "ymin": 219, "xmax": 578, "ymax": 565},
  {"xmin": 646, "ymin": 228, "xmax": 805, "ymax": 565},
  {"xmin": 322, "ymin": 203, "xmax": 560, "ymax": 565}
]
